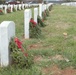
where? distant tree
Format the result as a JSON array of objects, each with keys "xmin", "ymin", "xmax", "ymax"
[{"xmin": 0, "ymin": 0, "xmax": 5, "ymax": 4}]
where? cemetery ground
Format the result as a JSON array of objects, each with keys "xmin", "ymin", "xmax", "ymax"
[{"xmin": 0, "ymin": 5, "xmax": 76, "ymax": 75}]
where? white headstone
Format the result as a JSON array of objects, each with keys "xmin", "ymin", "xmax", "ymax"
[
  {"xmin": 4, "ymin": 5, "xmax": 7, "ymax": 14},
  {"xmin": 0, "ymin": 21, "xmax": 15, "ymax": 67},
  {"xmin": 24, "ymin": 9, "xmax": 31, "ymax": 39},
  {"xmin": 10, "ymin": 5, "xmax": 13, "ymax": 12},
  {"xmin": 29, "ymin": 9, "xmax": 32, "ymax": 19},
  {"xmin": 14, "ymin": 5, "xmax": 17, "ymax": 11},
  {"xmin": 46, "ymin": 4, "xmax": 49, "ymax": 9},
  {"xmin": 34, "ymin": 8, "xmax": 38, "ymax": 23},
  {"xmin": 25, "ymin": 4, "xmax": 29, "ymax": 8},
  {"xmin": 8, "ymin": 5, "xmax": 13, "ymax": 12},
  {"xmin": 22, "ymin": 4, "xmax": 24, "ymax": 10},
  {"xmin": 42, "ymin": 4, "xmax": 46, "ymax": 11},
  {"xmin": 44, "ymin": 5, "xmax": 47, "ymax": 10},
  {"xmin": 39, "ymin": 4, "xmax": 42, "ymax": 19},
  {"xmin": 18, "ymin": 4, "xmax": 21, "ymax": 10},
  {"xmin": 0, "ymin": 5, "xmax": 3, "ymax": 9},
  {"xmin": 42, "ymin": 5, "xmax": 44, "ymax": 12}
]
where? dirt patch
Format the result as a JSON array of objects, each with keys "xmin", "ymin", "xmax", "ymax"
[
  {"xmin": 49, "ymin": 55, "xmax": 69, "ymax": 62},
  {"xmin": 28, "ymin": 43, "xmax": 43, "ymax": 50},
  {"xmin": 34, "ymin": 55, "xmax": 43, "ymax": 63},
  {"xmin": 73, "ymin": 36, "xmax": 76, "ymax": 40},
  {"xmin": 52, "ymin": 55, "xmax": 64, "ymax": 61},
  {"xmin": 56, "ymin": 22, "xmax": 70, "ymax": 30},
  {"xmin": 34, "ymin": 55, "xmax": 69, "ymax": 63},
  {"xmin": 61, "ymin": 68, "xmax": 76, "ymax": 75},
  {"xmin": 42, "ymin": 65, "xmax": 76, "ymax": 75},
  {"xmin": 42, "ymin": 65, "xmax": 62, "ymax": 75},
  {"xmin": 27, "ymin": 42, "xmax": 52, "ymax": 50}
]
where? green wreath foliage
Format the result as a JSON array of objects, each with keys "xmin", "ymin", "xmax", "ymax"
[
  {"xmin": 42, "ymin": 9, "xmax": 49, "ymax": 20},
  {"xmin": 7, "ymin": 8, "xmax": 11, "ymax": 13},
  {"xmin": 0, "ymin": 9, "xmax": 4, "ymax": 15},
  {"xmin": 13, "ymin": 8, "xmax": 16, "ymax": 12},
  {"xmin": 29, "ymin": 21, "xmax": 41, "ymax": 38},
  {"xmin": 9, "ymin": 38, "xmax": 34, "ymax": 68},
  {"xmin": 42, "ymin": 11, "xmax": 46, "ymax": 20},
  {"xmin": 37, "ymin": 16, "xmax": 46, "ymax": 27},
  {"xmin": 49, "ymin": 5, "xmax": 52, "ymax": 11},
  {"xmin": 45, "ymin": 9, "xmax": 49, "ymax": 17}
]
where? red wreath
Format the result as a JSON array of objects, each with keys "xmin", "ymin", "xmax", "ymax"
[
  {"xmin": 0, "ymin": 10, "xmax": 2, "ymax": 12},
  {"xmin": 14, "ymin": 37, "xmax": 28, "ymax": 57},
  {"xmin": 30, "ymin": 18, "xmax": 37, "ymax": 27}
]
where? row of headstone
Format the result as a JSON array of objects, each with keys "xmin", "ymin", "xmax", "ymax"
[
  {"xmin": 38, "ymin": 3, "xmax": 53, "ymax": 19},
  {"xmin": 24, "ymin": 3, "xmax": 53, "ymax": 39},
  {"xmin": 61, "ymin": 2, "xmax": 76, "ymax": 6},
  {"xmin": 0, "ymin": 3, "xmax": 53, "ymax": 67},
  {"xmin": 0, "ymin": 4, "xmax": 39, "ymax": 14}
]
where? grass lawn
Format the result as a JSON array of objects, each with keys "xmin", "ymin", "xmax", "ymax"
[{"xmin": 0, "ymin": 5, "xmax": 76, "ymax": 75}]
